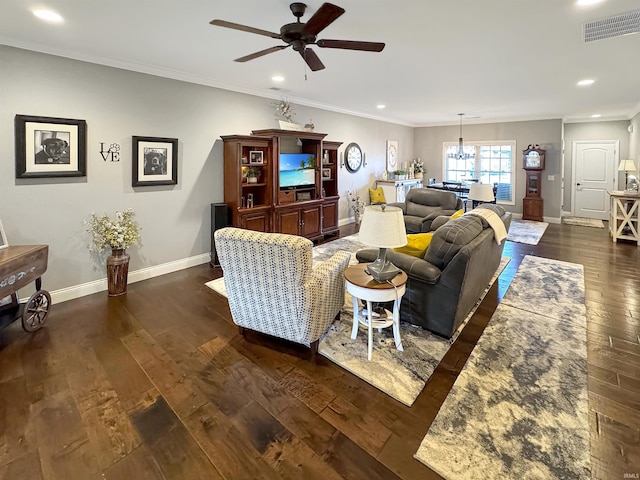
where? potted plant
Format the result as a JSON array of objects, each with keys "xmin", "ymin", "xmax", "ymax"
[
  {"xmin": 86, "ymin": 209, "xmax": 141, "ymax": 296},
  {"xmin": 395, "ymin": 169, "xmax": 407, "ymax": 180},
  {"xmin": 247, "ymin": 166, "xmax": 260, "ymax": 183}
]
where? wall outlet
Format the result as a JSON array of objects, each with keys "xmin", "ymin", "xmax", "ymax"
[{"xmin": 548, "ymin": 175, "xmax": 555, "ymax": 181}]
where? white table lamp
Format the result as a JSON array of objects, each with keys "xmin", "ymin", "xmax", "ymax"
[
  {"xmin": 358, "ymin": 205, "xmax": 407, "ymax": 282},
  {"xmin": 468, "ymin": 183, "xmax": 495, "ymax": 209},
  {"xmin": 618, "ymin": 159, "xmax": 638, "ymax": 191}
]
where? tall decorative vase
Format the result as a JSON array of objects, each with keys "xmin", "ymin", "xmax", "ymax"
[{"xmin": 107, "ymin": 248, "xmax": 130, "ymax": 296}]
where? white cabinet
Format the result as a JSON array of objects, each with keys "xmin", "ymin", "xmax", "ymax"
[{"xmin": 376, "ymin": 179, "xmax": 423, "ymax": 203}]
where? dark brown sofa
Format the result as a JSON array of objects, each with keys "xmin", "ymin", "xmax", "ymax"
[
  {"xmin": 388, "ymin": 188, "xmax": 463, "ymax": 233},
  {"xmin": 356, "ymin": 204, "xmax": 511, "ymax": 338}
]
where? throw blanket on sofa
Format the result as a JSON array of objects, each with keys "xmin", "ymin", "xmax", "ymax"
[{"xmin": 465, "ymin": 208, "xmax": 507, "ymax": 244}]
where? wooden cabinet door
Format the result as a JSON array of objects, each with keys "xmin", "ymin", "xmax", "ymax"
[
  {"xmin": 240, "ymin": 211, "xmax": 270, "ymax": 232},
  {"xmin": 300, "ymin": 205, "xmax": 321, "ymax": 238},
  {"xmin": 321, "ymin": 199, "xmax": 338, "ymax": 233},
  {"xmin": 522, "ymin": 198, "xmax": 543, "ymax": 222},
  {"xmin": 276, "ymin": 208, "xmax": 300, "ymax": 236}
]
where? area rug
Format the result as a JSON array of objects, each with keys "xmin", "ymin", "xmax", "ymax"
[
  {"xmin": 562, "ymin": 216, "xmax": 605, "ymax": 228},
  {"xmin": 415, "ymin": 255, "xmax": 589, "ymax": 479},
  {"xmin": 506, "ymin": 219, "xmax": 548, "ymax": 245},
  {"xmin": 205, "ymin": 235, "xmax": 511, "ymax": 407},
  {"xmin": 317, "ymin": 257, "xmax": 506, "ymax": 406}
]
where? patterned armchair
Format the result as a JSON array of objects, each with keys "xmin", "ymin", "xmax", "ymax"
[{"xmin": 214, "ymin": 227, "xmax": 351, "ymax": 352}]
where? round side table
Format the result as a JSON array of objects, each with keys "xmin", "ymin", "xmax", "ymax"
[{"xmin": 344, "ymin": 263, "xmax": 407, "ymax": 361}]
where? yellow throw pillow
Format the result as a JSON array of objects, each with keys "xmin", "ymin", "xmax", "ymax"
[
  {"xmin": 450, "ymin": 209, "xmax": 464, "ymax": 219},
  {"xmin": 394, "ymin": 233, "xmax": 434, "ymax": 258},
  {"xmin": 369, "ymin": 186, "xmax": 386, "ymax": 205}
]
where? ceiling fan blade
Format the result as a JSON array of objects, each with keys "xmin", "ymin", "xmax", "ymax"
[
  {"xmin": 210, "ymin": 19, "xmax": 280, "ymax": 39},
  {"xmin": 302, "ymin": 3, "xmax": 345, "ymax": 36},
  {"xmin": 299, "ymin": 48, "xmax": 325, "ymax": 71},
  {"xmin": 235, "ymin": 45, "xmax": 289, "ymax": 63},
  {"xmin": 316, "ymin": 39, "xmax": 385, "ymax": 52}
]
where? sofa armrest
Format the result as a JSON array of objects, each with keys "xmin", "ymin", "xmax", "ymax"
[
  {"xmin": 355, "ymin": 248, "xmax": 442, "ymax": 284},
  {"xmin": 387, "ymin": 202, "xmax": 406, "ymax": 214},
  {"xmin": 429, "ymin": 215, "xmax": 451, "ymax": 231},
  {"xmin": 302, "ymin": 250, "xmax": 351, "ymax": 342}
]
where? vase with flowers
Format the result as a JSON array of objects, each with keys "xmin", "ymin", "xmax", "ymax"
[
  {"xmin": 346, "ymin": 190, "xmax": 366, "ymax": 226},
  {"xmin": 86, "ymin": 209, "xmax": 141, "ymax": 296},
  {"xmin": 412, "ymin": 158, "xmax": 424, "ymax": 179}
]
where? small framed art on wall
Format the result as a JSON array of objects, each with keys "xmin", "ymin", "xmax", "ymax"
[{"xmin": 132, "ymin": 136, "xmax": 178, "ymax": 187}]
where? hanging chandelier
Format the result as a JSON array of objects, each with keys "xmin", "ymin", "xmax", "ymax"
[{"xmin": 456, "ymin": 113, "xmax": 465, "ymax": 160}]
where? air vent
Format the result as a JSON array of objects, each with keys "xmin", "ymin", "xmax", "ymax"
[{"xmin": 583, "ymin": 9, "xmax": 640, "ymax": 42}]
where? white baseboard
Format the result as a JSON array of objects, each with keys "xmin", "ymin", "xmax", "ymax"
[
  {"xmin": 543, "ymin": 216, "xmax": 561, "ymax": 224},
  {"xmin": 50, "ymin": 253, "xmax": 211, "ymax": 304}
]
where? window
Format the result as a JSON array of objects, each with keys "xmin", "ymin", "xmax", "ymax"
[{"xmin": 443, "ymin": 141, "xmax": 515, "ymax": 204}]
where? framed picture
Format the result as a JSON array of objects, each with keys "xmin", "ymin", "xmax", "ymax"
[
  {"xmin": 249, "ymin": 151, "xmax": 264, "ymax": 165},
  {"xmin": 15, "ymin": 114, "xmax": 87, "ymax": 178},
  {"xmin": 386, "ymin": 140, "xmax": 398, "ymax": 172},
  {"xmin": 322, "ymin": 168, "xmax": 331, "ymax": 179},
  {"xmin": 132, "ymin": 136, "xmax": 178, "ymax": 186},
  {"xmin": 0, "ymin": 219, "xmax": 7, "ymax": 250}
]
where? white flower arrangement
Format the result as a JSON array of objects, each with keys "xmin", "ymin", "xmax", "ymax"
[
  {"xmin": 412, "ymin": 158, "xmax": 424, "ymax": 174},
  {"xmin": 274, "ymin": 99, "xmax": 295, "ymax": 122},
  {"xmin": 346, "ymin": 190, "xmax": 366, "ymax": 219},
  {"xmin": 86, "ymin": 209, "xmax": 141, "ymax": 251}
]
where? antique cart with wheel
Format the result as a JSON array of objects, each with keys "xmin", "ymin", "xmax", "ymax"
[{"xmin": 0, "ymin": 245, "xmax": 51, "ymax": 332}]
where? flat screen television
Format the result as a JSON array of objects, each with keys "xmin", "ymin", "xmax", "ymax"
[{"xmin": 279, "ymin": 153, "xmax": 316, "ymax": 188}]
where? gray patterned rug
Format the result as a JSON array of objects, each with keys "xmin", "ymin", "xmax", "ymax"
[
  {"xmin": 415, "ymin": 255, "xmax": 589, "ymax": 479},
  {"xmin": 562, "ymin": 216, "xmax": 605, "ymax": 228},
  {"xmin": 506, "ymin": 219, "xmax": 549, "ymax": 245}
]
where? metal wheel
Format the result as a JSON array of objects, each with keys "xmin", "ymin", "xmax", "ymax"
[{"xmin": 22, "ymin": 290, "xmax": 51, "ymax": 332}]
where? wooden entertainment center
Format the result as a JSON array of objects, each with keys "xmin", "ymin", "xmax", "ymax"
[{"xmin": 222, "ymin": 129, "xmax": 341, "ymax": 241}]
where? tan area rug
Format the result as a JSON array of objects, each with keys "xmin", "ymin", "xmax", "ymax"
[{"xmin": 562, "ymin": 216, "xmax": 605, "ymax": 228}]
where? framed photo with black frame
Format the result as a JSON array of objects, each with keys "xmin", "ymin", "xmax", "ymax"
[
  {"xmin": 132, "ymin": 136, "xmax": 178, "ymax": 187},
  {"xmin": 15, "ymin": 114, "xmax": 87, "ymax": 178}
]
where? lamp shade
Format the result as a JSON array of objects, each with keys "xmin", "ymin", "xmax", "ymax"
[
  {"xmin": 468, "ymin": 183, "xmax": 495, "ymax": 202},
  {"xmin": 359, "ymin": 205, "xmax": 407, "ymax": 248},
  {"xmin": 618, "ymin": 159, "xmax": 637, "ymax": 172}
]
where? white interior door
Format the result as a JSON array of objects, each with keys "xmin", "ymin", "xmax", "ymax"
[{"xmin": 572, "ymin": 141, "xmax": 617, "ymax": 220}]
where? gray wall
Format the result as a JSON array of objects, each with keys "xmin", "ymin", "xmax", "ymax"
[
  {"xmin": 0, "ymin": 45, "xmax": 412, "ymax": 298},
  {"xmin": 414, "ymin": 119, "xmax": 563, "ymax": 218},
  {"xmin": 562, "ymin": 121, "xmax": 630, "ymax": 211}
]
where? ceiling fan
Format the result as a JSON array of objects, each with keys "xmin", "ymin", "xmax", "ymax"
[{"xmin": 210, "ymin": 2, "xmax": 385, "ymax": 72}]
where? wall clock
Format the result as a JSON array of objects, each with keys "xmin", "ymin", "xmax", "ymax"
[
  {"xmin": 387, "ymin": 140, "xmax": 398, "ymax": 172},
  {"xmin": 344, "ymin": 142, "xmax": 363, "ymax": 173}
]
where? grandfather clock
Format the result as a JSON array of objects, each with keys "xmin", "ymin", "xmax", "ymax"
[{"xmin": 522, "ymin": 146, "xmax": 545, "ymax": 221}]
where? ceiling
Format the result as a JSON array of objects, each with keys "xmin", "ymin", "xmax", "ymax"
[{"xmin": 1, "ymin": 0, "xmax": 639, "ymax": 127}]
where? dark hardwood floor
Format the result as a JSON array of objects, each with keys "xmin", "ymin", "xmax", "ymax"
[{"xmin": 0, "ymin": 221, "xmax": 638, "ymax": 479}]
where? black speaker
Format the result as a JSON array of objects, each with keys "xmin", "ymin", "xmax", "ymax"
[{"xmin": 210, "ymin": 203, "xmax": 230, "ymax": 267}]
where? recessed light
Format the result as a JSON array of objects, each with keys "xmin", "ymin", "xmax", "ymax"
[
  {"xmin": 576, "ymin": 0, "xmax": 605, "ymax": 6},
  {"xmin": 376, "ymin": 104, "xmax": 386, "ymax": 109},
  {"xmin": 591, "ymin": 114, "xmax": 602, "ymax": 118},
  {"xmin": 577, "ymin": 79, "xmax": 595, "ymax": 86},
  {"xmin": 271, "ymin": 75, "xmax": 285, "ymax": 82},
  {"xmin": 32, "ymin": 9, "xmax": 64, "ymax": 23}
]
